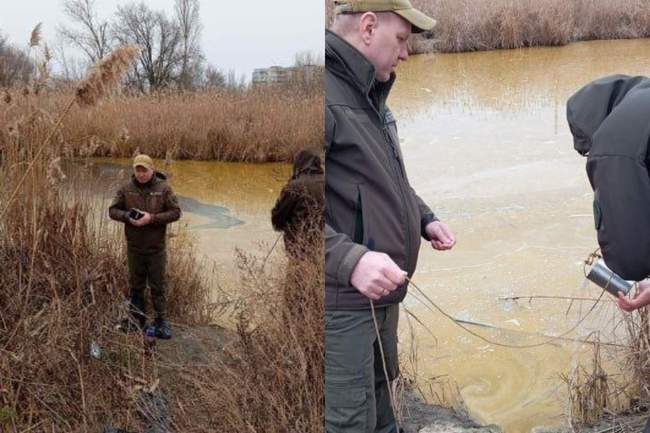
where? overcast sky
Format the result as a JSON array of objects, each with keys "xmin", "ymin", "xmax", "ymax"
[{"xmin": 1, "ymin": 0, "xmax": 324, "ymax": 81}]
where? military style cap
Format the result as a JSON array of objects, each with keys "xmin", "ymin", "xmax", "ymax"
[
  {"xmin": 133, "ymin": 154, "xmax": 154, "ymax": 170},
  {"xmin": 334, "ymin": 0, "xmax": 436, "ymax": 33}
]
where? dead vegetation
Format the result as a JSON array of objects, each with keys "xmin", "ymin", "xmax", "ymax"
[
  {"xmin": 326, "ymin": 0, "xmax": 650, "ymax": 54},
  {"xmin": 560, "ymin": 297, "xmax": 650, "ymax": 431},
  {"xmin": 1, "ymin": 33, "xmax": 324, "ymax": 432},
  {"xmin": 1, "ymin": 85, "xmax": 323, "ymax": 163}
]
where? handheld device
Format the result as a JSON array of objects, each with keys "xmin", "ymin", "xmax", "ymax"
[
  {"xmin": 129, "ymin": 208, "xmax": 145, "ymax": 220},
  {"xmin": 585, "ymin": 256, "xmax": 633, "ymax": 297}
]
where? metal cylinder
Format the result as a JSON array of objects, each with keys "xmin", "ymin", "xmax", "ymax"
[{"xmin": 586, "ymin": 258, "xmax": 633, "ymax": 296}]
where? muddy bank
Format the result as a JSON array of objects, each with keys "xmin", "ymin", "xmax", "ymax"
[{"xmin": 402, "ymin": 389, "xmax": 503, "ymax": 433}]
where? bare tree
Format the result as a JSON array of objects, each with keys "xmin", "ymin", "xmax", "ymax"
[
  {"xmin": 294, "ymin": 50, "xmax": 323, "ymax": 67},
  {"xmin": 52, "ymin": 42, "xmax": 85, "ymax": 84},
  {"xmin": 0, "ymin": 33, "xmax": 34, "ymax": 87},
  {"xmin": 225, "ymin": 69, "xmax": 247, "ymax": 91},
  {"xmin": 175, "ymin": 0, "xmax": 203, "ymax": 89},
  {"xmin": 112, "ymin": 2, "xmax": 182, "ymax": 91},
  {"xmin": 58, "ymin": 0, "xmax": 111, "ymax": 64},
  {"xmin": 203, "ymin": 64, "xmax": 225, "ymax": 88}
]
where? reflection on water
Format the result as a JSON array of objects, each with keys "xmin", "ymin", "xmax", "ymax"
[
  {"xmin": 391, "ymin": 39, "xmax": 650, "ymax": 433},
  {"xmin": 84, "ymin": 158, "xmax": 290, "ymax": 292}
]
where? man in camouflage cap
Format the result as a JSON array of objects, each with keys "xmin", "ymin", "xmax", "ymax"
[
  {"xmin": 109, "ymin": 154, "xmax": 181, "ymax": 340},
  {"xmin": 325, "ymin": 1, "xmax": 455, "ymax": 432}
]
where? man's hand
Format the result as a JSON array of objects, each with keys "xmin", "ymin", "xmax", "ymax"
[
  {"xmin": 350, "ymin": 251, "xmax": 407, "ymax": 301},
  {"xmin": 129, "ymin": 211, "xmax": 153, "ymax": 227},
  {"xmin": 425, "ymin": 221, "xmax": 456, "ymax": 251},
  {"xmin": 618, "ymin": 280, "xmax": 650, "ymax": 312}
]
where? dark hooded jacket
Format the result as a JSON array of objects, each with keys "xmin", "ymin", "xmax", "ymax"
[
  {"xmin": 271, "ymin": 150, "xmax": 324, "ymax": 257},
  {"xmin": 567, "ymin": 74, "xmax": 650, "ymax": 280},
  {"xmin": 325, "ymin": 30, "xmax": 438, "ymax": 310},
  {"xmin": 109, "ymin": 171, "xmax": 181, "ymax": 255}
]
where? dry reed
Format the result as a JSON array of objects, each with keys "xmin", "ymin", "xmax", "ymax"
[
  {"xmin": 1, "ymin": 85, "xmax": 323, "ymax": 163},
  {"xmin": 2, "ymin": 36, "xmax": 324, "ymax": 433},
  {"xmin": 326, "ymin": 0, "xmax": 650, "ymax": 54},
  {"xmin": 75, "ymin": 45, "xmax": 141, "ymax": 107},
  {"xmin": 164, "ymin": 228, "xmax": 324, "ymax": 432}
]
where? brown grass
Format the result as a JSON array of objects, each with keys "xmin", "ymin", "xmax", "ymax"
[
  {"xmin": 1, "ymin": 43, "xmax": 324, "ymax": 433},
  {"xmin": 0, "ymin": 84, "xmax": 211, "ymax": 431},
  {"xmin": 1, "ymin": 85, "xmax": 323, "ymax": 163},
  {"xmin": 165, "ymin": 233, "xmax": 324, "ymax": 432},
  {"xmin": 560, "ymin": 298, "xmax": 650, "ymax": 430},
  {"xmin": 326, "ymin": 0, "xmax": 650, "ymax": 54}
]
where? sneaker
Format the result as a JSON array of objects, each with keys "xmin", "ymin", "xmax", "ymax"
[{"xmin": 154, "ymin": 319, "xmax": 172, "ymax": 340}]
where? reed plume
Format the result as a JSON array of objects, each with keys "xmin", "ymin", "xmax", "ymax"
[
  {"xmin": 29, "ymin": 23, "xmax": 42, "ymax": 47},
  {"xmin": 76, "ymin": 44, "xmax": 141, "ymax": 107},
  {"xmin": 0, "ymin": 44, "xmax": 140, "ymax": 221}
]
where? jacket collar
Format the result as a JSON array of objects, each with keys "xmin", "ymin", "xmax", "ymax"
[{"xmin": 325, "ymin": 29, "xmax": 395, "ymax": 113}]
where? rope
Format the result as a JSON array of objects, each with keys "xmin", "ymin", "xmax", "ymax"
[{"xmin": 406, "ymin": 277, "xmax": 605, "ymax": 350}]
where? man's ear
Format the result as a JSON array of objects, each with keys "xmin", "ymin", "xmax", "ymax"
[{"xmin": 359, "ymin": 12, "xmax": 379, "ymax": 45}]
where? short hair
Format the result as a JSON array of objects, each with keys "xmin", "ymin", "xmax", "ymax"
[{"xmin": 330, "ymin": 11, "xmax": 393, "ymax": 37}]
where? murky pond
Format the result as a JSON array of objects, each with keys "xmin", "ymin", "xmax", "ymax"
[
  {"xmin": 391, "ymin": 39, "xmax": 650, "ymax": 432},
  {"xmin": 83, "ymin": 158, "xmax": 290, "ymax": 292}
]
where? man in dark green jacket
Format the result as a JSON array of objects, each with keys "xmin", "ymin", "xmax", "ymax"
[
  {"xmin": 325, "ymin": 1, "xmax": 456, "ymax": 432},
  {"xmin": 109, "ymin": 154, "xmax": 181, "ymax": 339}
]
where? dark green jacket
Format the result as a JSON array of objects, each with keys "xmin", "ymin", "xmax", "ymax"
[
  {"xmin": 567, "ymin": 74, "xmax": 650, "ymax": 281},
  {"xmin": 109, "ymin": 171, "xmax": 181, "ymax": 255},
  {"xmin": 325, "ymin": 30, "xmax": 437, "ymax": 310}
]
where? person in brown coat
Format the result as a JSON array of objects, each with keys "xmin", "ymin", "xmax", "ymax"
[
  {"xmin": 109, "ymin": 154, "xmax": 181, "ymax": 339},
  {"xmin": 271, "ymin": 149, "xmax": 324, "ymax": 259}
]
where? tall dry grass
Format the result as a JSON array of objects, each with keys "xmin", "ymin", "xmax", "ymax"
[
  {"xmin": 2, "ymin": 41, "xmax": 324, "ymax": 432},
  {"xmin": 326, "ymin": 0, "xmax": 650, "ymax": 54},
  {"xmin": 165, "ymin": 230, "xmax": 324, "ymax": 432},
  {"xmin": 0, "ymin": 80, "xmax": 211, "ymax": 431},
  {"xmin": 1, "ymin": 85, "xmax": 323, "ymax": 163},
  {"xmin": 561, "ymin": 303, "xmax": 650, "ymax": 430}
]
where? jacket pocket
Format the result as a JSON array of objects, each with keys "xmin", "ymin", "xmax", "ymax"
[
  {"xmin": 148, "ymin": 191, "xmax": 164, "ymax": 213},
  {"xmin": 353, "ymin": 185, "xmax": 364, "ymax": 244},
  {"xmin": 125, "ymin": 191, "xmax": 142, "ymax": 210}
]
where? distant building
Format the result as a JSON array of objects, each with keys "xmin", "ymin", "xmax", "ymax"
[{"xmin": 252, "ymin": 65, "xmax": 323, "ymax": 86}]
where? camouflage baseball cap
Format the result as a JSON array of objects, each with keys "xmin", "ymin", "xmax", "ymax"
[
  {"xmin": 133, "ymin": 154, "xmax": 154, "ymax": 170},
  {"xmin": 334, "ymin": 0, "xmax": 436, "ymax": 33}
]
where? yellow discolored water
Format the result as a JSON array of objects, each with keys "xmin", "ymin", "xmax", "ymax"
[
  {"xmin": 90, "ymin": 158, "xmax": 291, "ymax": 294},
  {"xmin": 390, "ymin": 39, "xmax": 650, "ymax": 432}
]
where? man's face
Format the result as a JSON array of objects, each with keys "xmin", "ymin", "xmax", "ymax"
[
  {"xmin": 364, "ymin": 13, "xmax": 411, "ymax": 82},
  {"xmin": 134, "ymin": 165, "xmax": 154, "ymax": 184}
]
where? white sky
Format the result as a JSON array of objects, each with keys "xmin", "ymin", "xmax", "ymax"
[{"xmin": 0, "ymin": 0, "xmax": 325, "ymax": 81}]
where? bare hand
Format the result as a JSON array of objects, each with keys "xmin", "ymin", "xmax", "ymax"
[
  {"xmin": 425, "ymin": 221, "xmax": 456, "ymax": 251},
  {"xmin": 130, "ymin": 211, "xmax": 152, "ymax": 227},
  {"xmin": 618, "ymin": 280, "xmax": 650, "ymax": 312},
  {"xmin": 350, "ymin": 251, "xmax": 407, "ymax": 301}
]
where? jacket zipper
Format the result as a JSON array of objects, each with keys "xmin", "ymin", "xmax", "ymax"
[{"xmin": 368, "ymin": 96, "xmax": 413, "ymax": 276}]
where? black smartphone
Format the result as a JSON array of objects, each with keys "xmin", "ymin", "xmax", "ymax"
[{"xmin": 129, "ymin": 208, "xmax": 144, "ymax": 220}]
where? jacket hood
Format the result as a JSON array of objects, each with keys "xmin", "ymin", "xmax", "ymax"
[
  {"xmin": 325, "ymin": 30, "xmax": 395, "ymax": 108},
  {"xmin": 292, "ymin": 149, "xmax": 323, "ymax": 179},
  {"xmin": 567, "ymin": 75, "xmax": 647, "ymax": 156}
]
